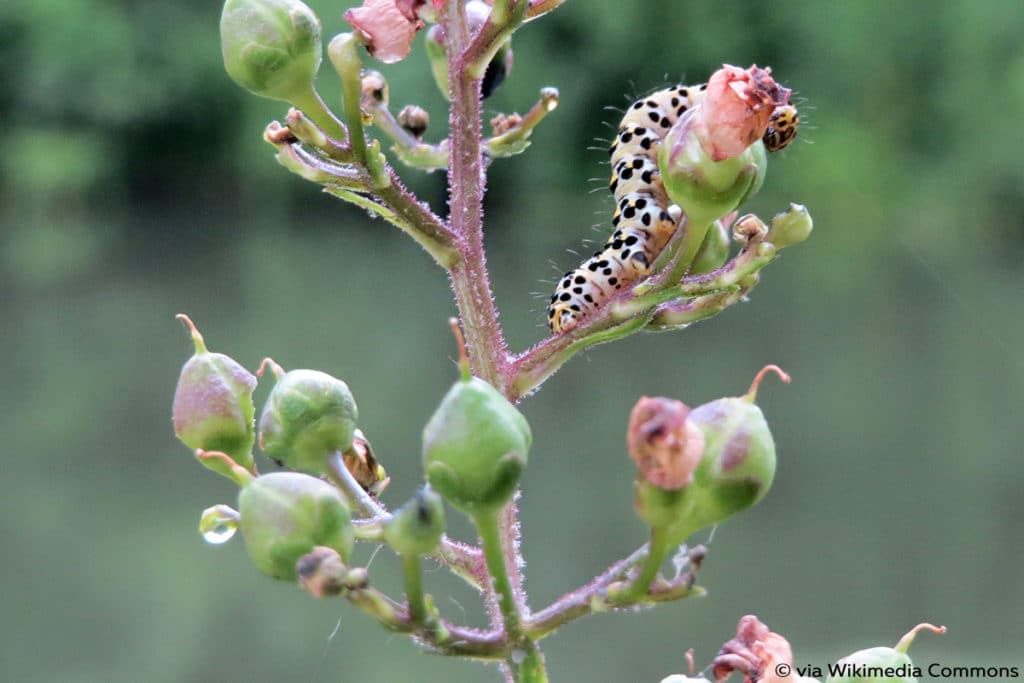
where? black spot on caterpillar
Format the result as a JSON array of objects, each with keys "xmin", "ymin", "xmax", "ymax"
[{"xmin": 547, "ymin": 84, "xmax": 799, "ymax": 334}]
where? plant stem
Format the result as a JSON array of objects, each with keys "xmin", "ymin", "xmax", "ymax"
[
  {"xmin": 477, "ymin": 508, "xmax": 547, "ymax": 682},
  {"xmin": 476, "ymin": 510, "xmax": 521, "ymax": 637},
  {"xmin": 445, "ymin": 0, "xmax": 511, "ymax": 391},
  {"xmin": 615, "ymin": 525, "xmax": 671, "ymax": 603},
  {"xmin": 464, "ymin": 0, "xmax": 528, "ymax": 78},
  {"xmin": 290, "ymin": 88, "xmax": 349, "ymax": 145},
  {"xmin": 402, "ymin": 554, "xmax": 427, "ymax": 623}
]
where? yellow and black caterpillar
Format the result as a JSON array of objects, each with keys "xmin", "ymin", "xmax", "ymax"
[{"xmin": 546, "ymin": 85, "xmax": 799, "ymax": 334}]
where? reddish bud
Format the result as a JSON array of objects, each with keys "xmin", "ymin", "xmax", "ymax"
[
  {"xmin": 628, "ymin": 397, "xmax": 704, "ymax": 490},
  {"xmin": 698, "ymin": 64, "xmax": 791, "ymax": 161},
  {"xmin": 172, "ymin": 315, "xmax": 257, "ymax": 470}
]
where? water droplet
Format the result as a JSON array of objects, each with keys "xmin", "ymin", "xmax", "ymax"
[{"xmin": 199, "ymin": 504, "xmax": 239, "ymax": 545}]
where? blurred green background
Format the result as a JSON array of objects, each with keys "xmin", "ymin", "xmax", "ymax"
[{"xmin": 2, "ymin": 0, "xmax": 1022, "ymax": 681}]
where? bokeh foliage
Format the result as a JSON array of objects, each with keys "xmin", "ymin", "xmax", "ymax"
[{"xmin": 1, "ymin": 1, "xmax": 1022, "ymax": 681}]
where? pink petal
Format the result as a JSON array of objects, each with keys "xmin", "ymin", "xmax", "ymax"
[{"xmin": 345, "ymin": 0, "xmax": 422, "ymax": 64}]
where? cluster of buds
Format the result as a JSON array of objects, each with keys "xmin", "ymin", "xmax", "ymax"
[
  {"xmin": 172, "ymin": 315, "xmax": 529, "ymax": 592},
  {"xmin": 629, "ymin": 366, "xmax": 789, "ymax": 544},
  {"xmin": 659, "ymin": 617, "xmax": 945, "ymax": 683}
]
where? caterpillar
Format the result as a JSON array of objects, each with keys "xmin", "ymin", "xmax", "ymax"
[{"xmin": 546, "ymin": 84, "xmax": 799, "ymax": 334}]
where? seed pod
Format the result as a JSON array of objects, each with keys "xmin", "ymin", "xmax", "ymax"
[
  {"xmin": 384, "ymin": 486, "xmax": 445, "ymax": 556},
  {"xmin": 682, "ymin": 367, "xmax": 787, "ymax": 531},
  {"xmin": 422, "ymin": 321, "xmax": 531, "ymax": 515},
  {"xmin": 238, "ymin": 471, "xmax": 353, "ymax": 580},
  {"xmin": 258, "ymin": 361, "xmax": 359, "ymax": 475},
  {"xmin": 825, "ymin": 623, "xmax": 945, "ymax": 683},
  {"xmin": 172, "ymin": 315, "xmax": 257, "ymax": 470},
  {"xmin": 640, "ymin": 366, "xmax": 789, "ymax": 541},
  {"xmin": 219, "ymin": 0, "xmax": 322, "ymax": 102}
]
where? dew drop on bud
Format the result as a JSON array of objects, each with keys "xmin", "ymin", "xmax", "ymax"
[{"xmin": 199, "ymin": 504, "xmax": 240, "ymax": 544}]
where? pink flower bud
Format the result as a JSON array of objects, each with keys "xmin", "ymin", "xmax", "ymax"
[
  {"xmin": 627, "ymin": 397, "xmax": 705, "ymax": 490},
  {"xmin": 698, "ymin": 64, "xmax": 791, "ymax": 161},
  {"xmin": 713, "ymin": 615, "xmax": 795, "ymax": 683},
  {"xmin": 345, "ymin": 0, "xmax": 423, "ymax": 64}
]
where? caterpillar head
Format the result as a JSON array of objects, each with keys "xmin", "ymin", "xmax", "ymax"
[{"xmin": 548, "ymin": 298, "xmax": 581, "ymax": 334}]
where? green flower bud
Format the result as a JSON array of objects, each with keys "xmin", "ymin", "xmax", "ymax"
[
  {"xmin": 659, "ymin": 111, "xmax": 766, "ymax": 227},
  {"xmin": 220, "ymin": 0, "xmax": 322, "ymax": 102},
  {"xmin": 423, "ymin": 322, "xmax": 530, "ymax": 515},
  {"xmin": 384, "ymin": 486, "xmax": 445, "ymax": 556},
  {"xmin": 683, "ymin": 368, "xmax": 786, "ymax": 528},
  {"xmin": 172, "ymin": 315, "xmax": 257, "ymax": 470},
  {"xmin": 258, "ymin": 360, "xmax": 359, "ymax": 475},
  {"xmin": 826, "ymin": 623, "xmax": 945, "ymax": 683},
  {"xmin": 690, "ymin": 219, "xmax": 731, "ymax": 275},
  {"xmin": 767, "ymin": 203, "xmax": 813, "ymax": 248},
  {"xmin": 238, "ymin": 471, "xmax": 353, "ymax": 580}
]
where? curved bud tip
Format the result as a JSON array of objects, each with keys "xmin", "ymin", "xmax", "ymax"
[
  {"xmin": 197, "ymin": 449, "xmax": 256, "ymax": 487},
  {"xmin": 176, "ymin": 313, "xmax": 207, "ymax": 354},
  {"xmin": 894, "ymin": 623, "xmax": 946, "ymax": 653},
  {"xmin": 628, "ymin": 397, "xmax": 705, "ymax": 490},
  {"xmin": 256, "ymin": 357, "xmax": 286, "ymax": 380},
  {"xmin": 344, "ymin": 0, "xmax": 423, "ymax": 64},
  {"xmin": 713, "ymin": 615, "xmax": 794, "ymax": 683},
  {"xmin": 744, "ymin": 364, "xmax": 791, "ymax": 403},
  {"xmin": 220, "ymin": 0, "xmax": 322, "ymax": 102}
]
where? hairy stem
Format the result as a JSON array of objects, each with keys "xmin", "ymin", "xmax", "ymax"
[
  {"xmin": 476, "ymin": 509, "xmax": 522, "ymax": 637},
  {"xmin": 445, "ymin": 1, "xmax": 511, "ymax": 390},
  {"xmin": 443, "ymin": 8, "xmax": 533, "ymax": 680}
]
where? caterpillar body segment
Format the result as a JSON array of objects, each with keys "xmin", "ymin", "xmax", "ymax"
[{"xmin": 547, "ymin": 83, "xmax": 798, "ymax": 334}]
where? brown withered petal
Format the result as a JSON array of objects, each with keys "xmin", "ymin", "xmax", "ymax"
[
  {"xmin": 698, "ymin": 64, "xmax": 792, "ymax": 161},
  {"xmin": 713, "ymin": 615, "xmax": 795, "ymax": 683},
  {"xmin": 345, "ymin": 0, "xmax": 423, "ymax": 64},
  {"xmin": 627, "ymin": 397, "xmax": 705, "ymax": 490}
]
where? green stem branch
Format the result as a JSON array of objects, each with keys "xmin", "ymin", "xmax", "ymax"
[{"xmin": 402, "ymin": 554, "xmax": 427, "ymax": 624}]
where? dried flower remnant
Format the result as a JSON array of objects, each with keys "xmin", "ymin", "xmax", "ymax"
[
  {"xmin": 628, "ymin": 397, "xmax": 705, "ymax": 489},
  {"xmin": 698, "ymin": 64, "xmax": 791, "ymax": 161},
  {"xmin": 713, "ymin": 615, "xmax": 795, "ymax": 683}
]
